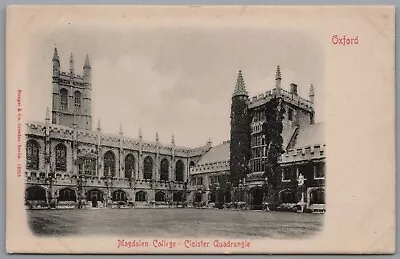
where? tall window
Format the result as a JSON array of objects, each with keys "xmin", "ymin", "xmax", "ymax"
[
  {"xmin": 314, "ymin": 163, "xmax": 325, "ymax": 179},
  {"xmin": 74, "ymin": 91, "xmax": 82, "ymax": 112},
  {"xmin": 155, "ymin": 191, "xmax": 166, "ymax": 202},
  {"xmin": 282, "ymin": 167, "xmax": 292, "ymax": 182},
  {"xmin": 135, "ymin": 191, "xmax": 146, "ymax": 202},
  {"xmin": 26, "ymin": 140, "xmax": 39, "ymax": 170},
  {"xmin": 160, "ymin": 159, "xmax": 169, "ymax": 181},
  {"xmin": 124, "ymin": 154, "xmax": 135, "ymax": 179},
  {"xmin": 112, "ymin": 190, "xmax": 127, "ymax": 202},
  {"xmin": 143, "ymin": 156, "xmax": 153, "ymax": 180},
  {"xmin": 60, "ymin": 88, "xmax": 68, "ymax": 111},
  {"xmin": 55, "ymin": 143, "xmax": 67, "ymax": 171},
  {"xmin": 288, "ymin": 108, "xmax": 293, "ymax": 121},
  {"xmin": 78, "ymin": 158, "xmax": 96, "ymax": 176},
  {"xmin": 175, "ymin": 160, "xmax": 184, "ymax": 182},
  {"xmin": 104, "ymin": 151, "xmax": 115, "ymax": 177},
  {"xmin": 58, "ymin": 188, "xmax": 76, "ymax": 201}
]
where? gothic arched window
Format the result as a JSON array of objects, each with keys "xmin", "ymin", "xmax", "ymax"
[
  {"xmin": 143, "ymin": 156, "xmax": 153, "ymax": 180},
  {"xmin": 74, "ymin": 91, "xmax": 82, "ymax": 112},
  {"xmin": 60, "ymin": 88, "xmax": 68, "ymax": 111},
  {"xmin": 160, "ymin": 158, "xmax": 169, "ymax": 181},
  {"xmin": 124, "ymin": 154, "xmax": 135, "ymax": 179},
  {"xmin": 135, "ymin": 191, "xmax": 146, "ymax": 202},
  {"xmin": 26, "ymin": 140, "xmax": 39, "ymax": 170},
  {"xmin": 55, "ymin": 143, "xmax": 67, "ymax": 171},
  {"xmin": 104, "ymin": 151, "xmax": 115, "ymax": 177},
  {"xmin": 175, "ymin": 160, "xmax": 184, "ymax": 182}
]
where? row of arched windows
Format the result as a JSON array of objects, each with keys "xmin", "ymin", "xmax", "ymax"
[
  {"xmin": 60, "ymin": 88, "xmax": 81, "ymax": 112},
  {"xmin": 26, "ymin": 140, "xmax": 67, "ymax": 171},
  {"xmin": 105, "ymin": 150, "xmax": 186, "ymax": 181},
  {"xmin": 26, "ymin": 139, "xmax": 189, "ymax": 181}
]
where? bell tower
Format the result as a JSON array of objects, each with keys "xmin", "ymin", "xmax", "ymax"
[{"xmin": 51, "ymin": 48, "xmax": 92, "ymax": 130}]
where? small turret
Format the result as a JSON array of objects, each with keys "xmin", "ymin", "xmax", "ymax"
[
  {"xmin": 97, "ymin": 119, "xmax": 101, "ymax": 131},
  {"xmin": 139, "ymin": 128, "xmax": 142, "ymax": 139},
  {"xmin": 119, "ymin": 123, "xmax": 123, "ymax": 135},
  {"xmin": 52, "ymin": 48, "xmax": 60, "ymax": 78},
  {"xmin": 69, "ymin": 53, "xmax": 74, "ymax": 75},
  {"xmin": 156, "ymin": 132, "xmax": 159, "ymax": 142},
  {"xmin": 206, "ymin": 137, "xmax": 212, "ymax": 148},
  {"xmin": 83, "ymin": 54, "xmax": 91, "ymax": 84},
  {"xmin": 275, "ymin": 65, "xmax": 282, "ymax": 90},
  {"xmin": 45, "ymin": 107, "xmax": 50, "ymax": 124},
  {"xmin": 309, "ymin": 84, "xmax": 315, "ymax": 103},
  {"xmin": 232, "ymin": 70, "xmax": 248, "ymax": 97},
  {"xmin": 171, "ymin": 134, "xmax": 175, "ymax": 145}
]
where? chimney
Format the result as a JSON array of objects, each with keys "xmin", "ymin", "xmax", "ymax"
[{"xmin": 290, "ymin": 83, "xmax": 298, "ymax": 95}]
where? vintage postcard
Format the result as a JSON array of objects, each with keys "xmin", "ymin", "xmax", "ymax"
[{"xmin": 6, "ymin": 5, "xmax": 395, "ymax": 254}]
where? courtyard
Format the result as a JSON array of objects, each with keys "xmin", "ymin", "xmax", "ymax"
[{"xmin": 27, "ymin": 208, "xmax": 323, "ymax": 239}]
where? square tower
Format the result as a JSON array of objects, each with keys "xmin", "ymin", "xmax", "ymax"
[{"xmin": 51, "ymin": 48, "xmax": 92, "ymax": 130}]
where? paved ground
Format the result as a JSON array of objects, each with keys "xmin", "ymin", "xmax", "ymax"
[{"xmin": 27, "ymin": 208, "xmax": 323, "ymax": 239}]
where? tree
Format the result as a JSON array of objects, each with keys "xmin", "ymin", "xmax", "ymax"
[{"xmin": 262, "ymin": 97, "xmax": 285, "ymax": 205}]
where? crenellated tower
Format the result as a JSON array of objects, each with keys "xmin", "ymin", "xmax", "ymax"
[
  {"xmin": 229, "ymin": 70, "xmax": 251, "ymax": 186},
  {"xmin": 51, "ymin": 48, "xmax": 92, "ymax": 130}
]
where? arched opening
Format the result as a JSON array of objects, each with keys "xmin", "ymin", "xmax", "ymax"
[
  {"xmin": 58, "ymin": 188, "xmax": 76, "ymax": 201},
  {"xmin": 25, "ymin": 186, "xmax": 46, "ymax": 201},
  {"xmin": 124, "ymin": 154, "xmax": 135, "ymax": 179},
  {"xmin": 279, "ymin": 189, "xmax": 296, "ymax": 204},
  {"xmin": 194, "ymin": 192, "xmax": 202, "ymax": 203},
  {"xmin": 208, "ymin": 192, "xmax": 216, "ymax": 203},
  {"xmin": 175, "ymin": 160, "xmax": 184, "ymax": 182},
  {"xmin": 74, "ymin": 91, "xmax": 82, "ymax": 113},
  {"xmin": 143, "ymin": 156, "xmax": 153, "ymax": 180},
  {"xmin": 112, "ymin": 190, "xmax": 128, "ymax": 202},
  {"xmin": 60, "ymin": 88, "xmax": 68, "ymax": 111},
  {"xmin": 173, "ymin": 192, "xmax": 184, "ymax": 202},
  {"xmin": 55, "ymin": 143, "xmax": 67, "ymax": 171},
  {"xmin": 104, "ymin": 151, "xmax": 115, "ymax": 177},
  {"xmin": 189, "ymin": 161, "xmax": 195, "ymax": 168},
  {"xmin": 160, "ymin": 159, "xmax": 169, "ymax": 181},
  {"xmin": 26, "ymin": 140, "xmax": 40, "ymax": 170},
  {"xmin": 250, "ymin": 187, "xmax": 263, "ymax": 210},
  {"xmin": 155, "ymin": 191, "xmax": 166, "ymax": 202},
  {"xmin": 310, "ymin": 188, "xmax": 325, "ymax": 204},
  {"xmin": 135, "ymin": 191, "xmax": 147, "ymax": 202},
  {"xmin": 86, "ymin": 189, "xmax": 104, "ymax": 208}
]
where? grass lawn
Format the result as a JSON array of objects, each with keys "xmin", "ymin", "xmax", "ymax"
[{"xmin": 27, "ymin": 208, "xmax": 323, "ymax": 239}]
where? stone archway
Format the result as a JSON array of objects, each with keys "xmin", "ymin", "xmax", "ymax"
[
  {"xmin": 86, "ymin": 189, "xmax": 104, "ymax": 208},
  {"xmin": 250, "ymin": 187, "xmax": 263, "ymax": 210}
]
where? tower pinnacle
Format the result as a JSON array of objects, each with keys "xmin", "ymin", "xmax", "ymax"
[
  {"xmin": 309, "ymin": 84, "xmax": 315, "ymax": 103},
  {"xmin": 84, "ymin": 54, "xmax": 91, "ymax": 69},
  {"xmin": 275, "ymin": 65, "xmax": 282, "ymax": 89},
  {"xmin": 232, "ymin": 70, "xmax": 248, "ymax": 97},
  {"xmin": 52, "ymin": 48, "xmax": 59, "ymax": 62},
  {"xmin": 97, "ymin": 119, "xmax": 101, "ymax": 131},
  {"xmin": 69, "ymin": 53, "xmax": 74, "ymax": 74},
  {"xmin": 119, "ymin": 123, "xmax": 123, "ymax": 135},
  {"xmin": 172, "ymin": 134, "xmax": 175, "ymax": 144},
  {"xmin": 45, "ymin": 107, "xmax": 50, "ymax": 123}
]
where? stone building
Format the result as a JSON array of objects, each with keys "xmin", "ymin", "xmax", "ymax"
[
  {"xmin": 189, "ymin": 66, "xmax": 326, "ymax": 212},
  {"xmin": 24, "ymin": 48, "xmax": 325, "ymax": 212},
  {"xmin": 24, "ymin": 49, "xmax": 211, "ymax": 209}
]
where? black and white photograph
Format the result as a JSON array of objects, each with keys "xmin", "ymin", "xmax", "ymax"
[{"xmin": 6, "ymin": 6, "xmax": 394, "ymax": 254}]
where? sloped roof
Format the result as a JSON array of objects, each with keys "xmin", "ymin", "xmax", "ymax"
[
  {"xmin": 292, "ymin": 122, "xmax": 325, "ymax": 149},
  {"xmin": 197, "ymin": 141, "xmax": 230, "ymax": 165}
]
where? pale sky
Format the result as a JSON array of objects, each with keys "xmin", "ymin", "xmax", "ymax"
[{"xmin": 26, "ymin": 24, "xmax": 324, "ymax": 148}]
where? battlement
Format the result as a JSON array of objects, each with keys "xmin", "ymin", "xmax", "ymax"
[
  {"xmin": 25, "ymin": 121, "xmax": 209, "ymax": 158},
  {"xmin": 190, "ymin": 159, "xmax": 230, "ymax": 175},
  {"xmin": 279, "ymin": 144, "xmax": 326, "ymax": 164},
  {"xmin": 248, "ymin": 88, "xmax": 313, "ymax": 112}
]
